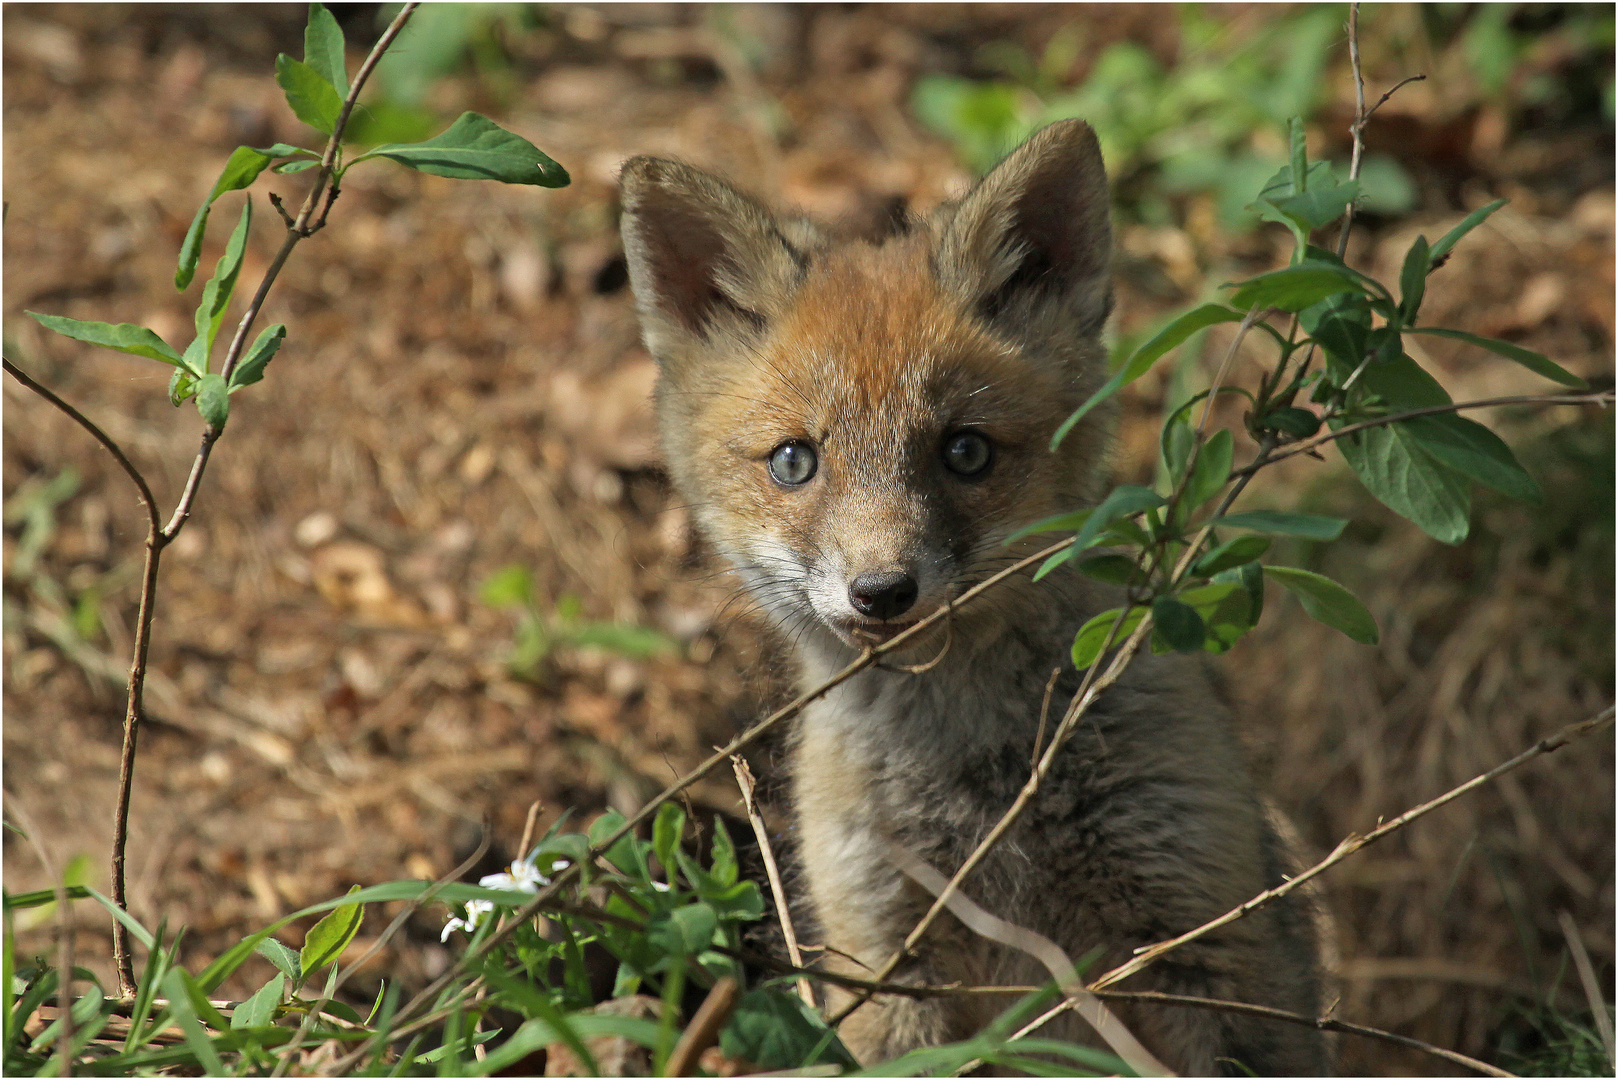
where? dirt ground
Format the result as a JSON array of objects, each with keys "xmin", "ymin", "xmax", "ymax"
[{"xmin": 4, "ymin": 5, "xmax": 1613, "ymax": 1074}]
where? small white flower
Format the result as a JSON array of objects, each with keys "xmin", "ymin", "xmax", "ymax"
[{"xmin": 441, "ymin": 897, "xmax": 495, "ymax": 940}]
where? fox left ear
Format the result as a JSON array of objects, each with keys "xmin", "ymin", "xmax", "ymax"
[
  {"xmin": 618, "ymin": 157, "xmax": 809, "ymax": 368},
  {"xmin": 935, "ymin": 119, "xmax": 1113, "ymax": 341}
]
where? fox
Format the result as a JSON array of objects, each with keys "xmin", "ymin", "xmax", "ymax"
[{"xmin": 618, "ymin": 119, "xmax": 1330, "ymax": 1076}]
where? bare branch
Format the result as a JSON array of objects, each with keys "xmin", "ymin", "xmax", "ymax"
[
  {"xmin": 3, "ymin": 357, "xmax": 159, "ymax": 536},
  {"xmin": 1014, "ymin": 990, "xmax": 1514, "ymax": 1078},
  {"xmin": 1091, "ymin": 708, "xmax": 1614, "ymax": 992},
  {"xmin": 892, "ymin": 845, "xmax": 1170, "ymax": 1077},
  {"xmin": 663, "ymin": 977, "xmax": 741, "ymax": 1077},
  {"xmin": 733, "ymin": 756, "xmax": 814, "ymax": 1008}
]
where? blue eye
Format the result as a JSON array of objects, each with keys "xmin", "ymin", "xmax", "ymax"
[
  {"xmin": 769, "ymin": 441, "xmax": 817, "ymax": 485},
  {"xmin": 943, "ymin": 431, "xmax": 992, "ymax": 476}
]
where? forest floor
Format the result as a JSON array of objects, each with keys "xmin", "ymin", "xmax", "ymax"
[{"xmin": 4, "ymin": 5, "xmax": 1613, "ymax": 1073}]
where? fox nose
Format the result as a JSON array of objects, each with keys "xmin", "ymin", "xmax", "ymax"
[{"xmin": 848, "ymin": 570, "xmax": 918, "ymax": 620}]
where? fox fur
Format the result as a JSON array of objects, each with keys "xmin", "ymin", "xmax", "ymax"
[{"xmin": 619, "ymin": 119, "xmax": 1329, "ymax": 1076}]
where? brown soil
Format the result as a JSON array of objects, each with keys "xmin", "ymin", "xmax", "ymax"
[{"xmin": 4, "ymin": 5, "xmax": 1612, "ymax": 1074}]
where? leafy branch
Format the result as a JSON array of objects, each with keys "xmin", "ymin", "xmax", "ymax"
[{"xmin": 6, "ymin": 0, "xmax": 568, "ymax": 998}]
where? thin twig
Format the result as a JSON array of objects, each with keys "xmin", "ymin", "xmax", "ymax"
[
  {"xmin": 892, "ymin": 845, "xmax": 1169, "ymax": 1078},
  {"xmin": 663, "ymin": 977, "xmax": 741, "ymax": 1077},
  {"xmin": 1337, "ymin": 2, "xmax": 1367, "ymax": 259},
  {"xmin": 1013, "ymin": 990, "xmax": 1513, "ymax": 1078},
  {"xmin": 1557, "ymin": 911, "xmax": 1615, "ymax": 1069},
  {"xmin": 1090, "ymin": 708, "xmax": 1614, "ymax": 991},
  {"xmin": 1030, "ymin": 667, "xmax": 1060, "ymax": 770},
  {"xmin": 1, "ymin": 358, "xmax": 159, "ymax": 535},
  {"xmin": 732, "ymin": 756, "xmax": 814, "ymax": 1008},
  {"xmin": 1232, "ymin": 392, "xmax": 1614, "ymax": 476}
]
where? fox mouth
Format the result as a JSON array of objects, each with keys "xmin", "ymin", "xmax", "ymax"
[{"xmin": 845, "ymin": 619, "xmax": 919, "ymax": 645}]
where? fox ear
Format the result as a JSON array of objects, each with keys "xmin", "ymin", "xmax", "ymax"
[
  {"xmin": 936, "ymin": 119, "xmax": 1113, "ymax": 340},
  {"xmin": 619, "ymin": 158, "xmax": 808, "ymax": 362}
]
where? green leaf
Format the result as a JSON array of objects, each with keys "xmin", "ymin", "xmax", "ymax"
[
  {"xmin": 1180, "ymin": 580, "xmax": 1253, "ymax": 653},
  {"xmin": 230, "ymin": 973, "xmax": 284, "ymax": 1029},
  {"xmin": 652, "ymin": 802, "xmax": 686, "ymax": 885},
  {"xmin": 275, "ymin": 54, "xmax": 343, "ymax": 134},
  {"xmin": 1361, "ymin": 349, "xmax": 1452, "ymax": 409},
  {"xmin": 1151, "ymin": 596, "xmax": 1205, "ymax": 652},
  {"xmin": 168, "ymin": 367, "xmax": 197, "ymax": 406},
  {"xmin": 356, "ymin": 112, "xmax": 569, "ymax": 186},
  {"xmin": 190, "ymin": 199, "xmax": 254, "ymax": 371},
  {"xmin": 1398, "ymin": 234, "xmax": 1429, "ymax": 324},
  {"xmin": 303, "ymin": 2, "xmax": 348, "ymax": 98},
  {"xmin": 1429, "ymin": 198, "xmax": 1508, "ymax": 263},
  {"xmin": 1182, "ymin": 429, "xmax": 1233, "ymax": 511},
  {"xmin": 84, "ymin": 887, "xmax": 155, "ymax": 951},
  {"xmin": 160, "ymin": 969, "xmax": 225, "ymax": 1075},
  {"xmin": 1300, "ymin": 292, "xmax": 1371, "ymax": 373},
  {"xmin": 1263, "ymin": 565, "xmax": 1379, "ymax": 644},
  {"xmin": 1228, "ymin": 261, "xmax": 1368, "ymax": 313},
  {"xmin": 25, "ymin": 312, "xmax": 182, "ymax": 366},
  {"xmin": 1071, "ymin": 606, "xmax": 1147, "ymax": 670},
  {"xmin": 1074, "ymin": 553, "xmax": 1138, "ymax": 584},
  {"xmin": 228, "ymin": 324, "xmax": 285, "ymax": 390},
  {"xmin": 298, "ymin": 885, "xmax": 363, "ymax": 986},
  {"xmin": 1005, "ymin": 508, "xmax": 1092, "ymax": 544},
  {"xmin": 648, "ymin": 902, "xmax": 718, "ymax": 956},
  {"xmin": 1194, "ymin": 535, "xmax": 1271, "ymax": 576},
  {"xmin": 1288, "ymin": 117, "xmax": 1307, "ymax": 194},
  {"xmin": 1214, "ymin": 511, "xmax": 1347, "ymax": 541},
  {"xmin": 1161, "ymin": 413, "xmax": 1195, "ymax": 487},
  {"xmin": 1053, "ymin": 304, "xmax": 1242, "ymax": 448},
  {"xmin": 254, "ymin": 938, "xmax": 301, "ymax": 986},
  {"xmin": 1071, "ymin": 486, "xmax": 1164, "ymax": 557},
  {"xmin": 1405, "ymin": 327, "xmax": 1587, "ymax": 389},
  {"xmin": 710, "ymin": 817, "xmax": 738, "ymax": 888},
  {"xmin": 1337, "ymin": 422, "xmax": 1472, "ymax": 543},
  {"xmin": 1267, "ymin": 180, "xmax": 1358, "ymax": 235},
  {"xmin": 195, "ymin": 373, "xmax": 229, "ymax": 430},
  {"xmin": 480, "ymin": 564, "xmax": 534, "ymax": 608},
  {"xmin": 721, "ymin": 988, "xmax": 859, "ymax": 1071},
  {"xmin": 1400, "ymin": 413, "xmax": 1540, "ymax": 502},
  {"xmin": 176, "ymin": 146, "xmax": 291, "ymax": 289},
  {"xmin": 273, "ymin": 159, "xmax": 321, "ymax": 174},
  {"xmin": 1261, "ymin": 406, "xmax": 1322, "ymax": 437}
]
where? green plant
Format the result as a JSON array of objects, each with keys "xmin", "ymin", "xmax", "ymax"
[
  {"xmin": 480, "ymin": 564, "xmax": 676, "ymax": 678},
  {"xmin": 913, "ymin": 6, "xmax": 1418, "ymax": 227},
  {"xmin": 5, "ymin": 0, "xmax": 567, "ymax": 1035}
]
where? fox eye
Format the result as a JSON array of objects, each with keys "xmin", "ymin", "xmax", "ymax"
[
  {"xmin": 768, "ymin": 440, "xmax": 818, "ymax": 486},
  {"xmin": 942, "ymin": 431, "xmax": 993, "ymax": 477}
]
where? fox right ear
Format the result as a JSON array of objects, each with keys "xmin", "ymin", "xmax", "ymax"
[{"xmin": 619, "ymin": 158, "xmax": 807, "ymax": 361}]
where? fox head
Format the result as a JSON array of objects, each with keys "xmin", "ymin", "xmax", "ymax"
[{"xmin": 620, "ymin": 120, "xmax": 1114, "ymax": 655}]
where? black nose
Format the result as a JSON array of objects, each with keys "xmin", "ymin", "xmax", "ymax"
[{"xmin": 848, "ymin": 570, "xmax": 918, "ymax": 620}]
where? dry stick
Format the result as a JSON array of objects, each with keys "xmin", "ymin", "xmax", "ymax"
[
  {"xmin": 891, "ymin": 846, "xmax": 1169, "ymax": 1078},
  {"xmin": 1014, "ymin": 991, "xmax": 1512, "ymax": 1079},
  {"xmin": 1556, "ymin": 911, "xmax": 1616, "ymax": 1068},
  {"xmin": 330, "ymin": 536, "xmax": 1077, "ymax": 1060},
  {"xmin": 1091, "ymin": 707, "xmax": 1613, "ymax": 992},
  {"xmin": 1234, "ymin": 391, "xmax": 1615, "ymax": 476},
  {"xmin": 1337, "ymin": 3, "xmax": 1367, "ymax": 260},
  {"xmin": 663, "ymin": 976, "xmax": 742, "ymax": 1077},
  {"xmin": 732, "ymin": 756, "xmax": 815, "ymax": 1008}
]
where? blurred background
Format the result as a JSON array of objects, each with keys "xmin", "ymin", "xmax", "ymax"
[{"xmin": 3, "ymin": 4, "xmax": 1612, "ymax": 1073}]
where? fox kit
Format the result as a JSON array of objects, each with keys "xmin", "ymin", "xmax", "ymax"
[{"xmin": 620, "ymin": 120, "xmax": 1329, "ymax": 1075}]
